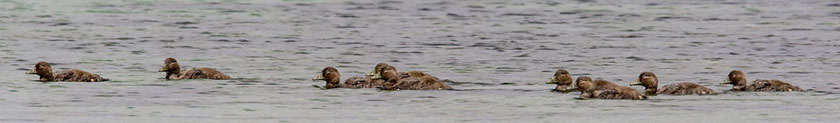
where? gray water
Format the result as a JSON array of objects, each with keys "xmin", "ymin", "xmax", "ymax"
[{"xmin": 1, "ymin": 0, "xmax": 839, "ymax": 122}]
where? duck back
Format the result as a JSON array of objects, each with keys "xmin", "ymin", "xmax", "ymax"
[
  {"xmin": 344, "ymin": 76, "xmax": 387, "ymax": 88},
  {"xmin": 658, "ymin": 82, "xmax": 715, "ymax": 95},
  {"xmin": 593, "ymin": 86, "xmax": 647, "ymax": 100},
  {"xmin": 586, "ymin": 80, "xmax": 646, "ymax": 100},
  {"xmin": 53, "ymin": 69, "xmax": 105, "ymax": 82},
  {"xmin": 385, "ymin": 76, "xmax": 451, "ymax": 90},
  {"xmin": 179, "ymin": 68, "xmax": 231, "ymax": 80},
  {"xmin": 746, "ymin": 80, "xmax": 802, "ymax": 92}
]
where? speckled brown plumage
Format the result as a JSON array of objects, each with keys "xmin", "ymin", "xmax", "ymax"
[
  {"xmin": 572, "ymin": 76, "xmax": 646, "ymax": 100},
  {"xmin": 722, "ymin": 70, "xmax": 802, "ymax": 92},
  {"xmin": 546, "ymin": 69, "xmax": 573, "ymax": 93},
  {"xmin": 630, "ymin": 72, "xmax": 714, "ymax": 95},
  {"xmin": 26, "ymin": 61, "xmax": 106, "ymax": 82},
  {"xmin": 375, "ymin": 65, "xmax": 452, "ymax": 90},
  {"xmin": 159, "ymin": 58, "xmax": 230, "ymax": 80},
  {"xmin": 178, "ymin": 68, "xmax": 232, "ymax": 80}
]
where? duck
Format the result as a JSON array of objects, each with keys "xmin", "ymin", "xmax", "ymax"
[
  {"xmin": 25, "ymin": 61, "xmax": 107, "ymax": 82},
  {"xmin": 342, "ymin": 64, "xmax": 391, "ymax": 88},
  {"xmin": 158, "ymin": 58, "xmax": 231, "ymax": 80},
  {"xmin": 312, "ymin": 67, "xmax": 349, "ymax": 89},
  {"xmin": 369, "ymin": 63, "xmax": 429, "ymax": 79},
  {"xmin": 371, "ymin": 65, "xmax": 452, "ymax": 90},
  {"xmin": 721, "ymin": 70, "xmax": 802, "ymax": 92},
  {"xmin": 366, "ymin": 63, "xmax": 392, "ymax": 76},
  {"xmin": 545, "ymin": 69, "xmax": 574, "ymax": 93},
  {"xmin": 567, "ymin": 76, "xmax": 646, "ymax": 100},
  {"xmin": 629, "ymin": 72, "xmax": 714, "ymax": 95}
]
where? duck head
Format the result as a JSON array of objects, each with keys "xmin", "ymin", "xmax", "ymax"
[
  {"xmin": 26, "ymin": 61, "xmax": 54, "ymax": 82},
  {"xmin": 313, "ymin": 67, "xmax": 341, "ymax": 89},
  {"xmin": 159, "ymin": 58, "xmax": 181, "ymax": 80},
  {"xmin": 372, "ymin": 65, "xmax": 400, "ymax": 83},
  {"xmin": 567, "ymin": 76, "xmax": 593, "ymax": 92},
  {"xmin": 366, "ymin": 63, "xmax": 391, "ymax": 77},
  {"xmin": 722, "ymin": 70, "xmax": 747, "ymax": 90},
  {"xmin": 546, "ymin": 69, "xmax": 573, "ymax": 92},
  {"xmin": 630, "ymin": 72, "xmax": 658, "ymax": 95}
]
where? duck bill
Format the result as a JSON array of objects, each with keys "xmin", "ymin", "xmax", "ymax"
[
  {"xmin": 312, "ymin": 73, "xmax": 324, "ymax": 81},
  {"xmin": 720, "ymin": 77, "xmax": 733, "ymax": 85},
  {"xmin": 25, "ymin": 69, "xmax": 37, "ymax": 74},
  {"xmin": 158, "ymin": 66, "xmax": 167, "ymax": 72},
  {"xmin": 370, "ymin": 74, "xmax": 382, "ymax": 79},
  {"xmin": 546, "ymin": 77, "xmax": 559, "ymax": 84},
  {"xmin": 629, "ymin": 79, "xmax": 642, "ymax": 86},
  {"xmin": 365, "ymin": 71, "xmax": 377, "ymax": 76},
  {"xmin": 565, "ymin": 84, "xmax": 578, "ymax": 90}
]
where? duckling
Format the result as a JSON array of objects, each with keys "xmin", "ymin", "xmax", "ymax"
[
  {"xmin": 313, "ymin": 67, "xmax": 347, "ymax": 89},
  {"xmin": 158, "ymin": 58, "xmax": 231, "ymax": 80},
  {"xmin": 25, "ymin": 61, "xmax": 107, "ymax": 82},
  {"xmin": 371, "ymin": 65, "xmax": 452, "ymax": 90},
  {"xmin": 369, "ymin": 63, "xmax": 430, "ymax": 79},
  {"xmin": 366, "ymin": 63, "xmax": 392, "ymax": 76},
  {"xmin": 568, "ymin": 76, "xmax": 646, "ymax": 100},
  {"xmin": 545, "ymin": 69, "xmax": 573, "ymax": 93},
  {"xmin": 629, "ymin": 72, "xmax": 714, "ymax": 95},
  {"xmin": 342, "ymin": 64, "xmax": 391, "ymax": 88},
  {"xmin": 721, "ymin": 70, "xmax": 802, "ymax": 92}
]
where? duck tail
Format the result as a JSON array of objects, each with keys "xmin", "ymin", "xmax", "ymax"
[{"xmin": 101, "ymin": 78, "xmax": 110, "ymax": 81}]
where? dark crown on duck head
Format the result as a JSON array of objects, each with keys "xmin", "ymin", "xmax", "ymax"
[
  {"xmin": 367, "ymin": 63, "xmax": 391, "ymax": 76},
  {"xmin": 371, "ymin": 65, "xmax": 398, "ymax": 82},
  {"xmin": 722, "ymin": 70, "xmax": 747, "ymax": 89},
  {"xmin": 160, "ymin": 58, "xmax": 180, "ymax": 72},
  {"xmin": 26, "ymin": 61, "xmax": 54, "ymax": 81},
  {"xmin": 547, "ymin": 69, "xmax": 572, "ymax": 84},
  {"xmin": 567, "ymin": 76, "xmax": 593, "ymax": 91},
  {"xmin": 630, "ymin": 72, "xmax": 658, "ymax": 95},
  {"xmin": 159, "ymin": 58, "xmax": 181, "ymax": 79},
  {"xmin": 313, "ymin": 67, "xmax": 341, "ymax": 88},
  {"xmin": 630, "ymin": 72, "xmax": 658, "ymax": 88}
]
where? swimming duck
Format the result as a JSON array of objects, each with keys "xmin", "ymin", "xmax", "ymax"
[
  {"xmin": 366, "ymin": 63, "xmax": 392, "ymax": 76},
  {"xmin": 629, "ymin": 72, "xmax": 714, "ymax": 95},
  {"xmin": 312, "ymin": 67, "xmax": 349, "ymax": 89},
  {"xmin": 158, "ymin": 58, "xmax": 231, "ymax": 80},
  {"xmin": 342, "ymin": 64, "xmax": 391, "ymax": 88},
  {"xmin": 568, "ymin": 76, "xmax": 646, "ymax": 100},
  {"xmin": 721, "ymin": 70, "xmax": 802, "ymax": 92},
  {"xmin": 371, "ymin": 65, "xmax": 452, "ymax": 90},
  {"xmin": 545, "ymin": 69, "xmax": 574, "ymax": 93},
  {"xmin": 369, "ymin": 63, "xmax": 428, "ymax": 79},
  {"xmin": 26, "ymin": 61, "xmax": 107, "ymax": 82}
]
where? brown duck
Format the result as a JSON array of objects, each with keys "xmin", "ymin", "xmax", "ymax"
[
  {"xmin": 26, "ymin": 61, "xmax": 107, "ymax": 82},
  {"xmin": 629, "ymin": 72, "xmax": 714, "ymax": 95},
  {"xmin": 546, "ymin": 69, "xmax": 574, "ymax": 93},
  {"xmin": 342, "ymin": 64, "xmax": 390, "ymax": 88},
  {"xmin": 312, "ymin": 67, "xmax": 348, "ymax": 89},
  {"xmin": 568, "ymin": 76, "xmax": 646, "ymax": 100},
  {"xmin": 368, "ymin": 63, "xmax": 429, "ymax": 79},
  {"xmin": 371, "ymin": 65, "xmax": 452, "ymax": 90},
  {"xmin": 721, "ymin": 70, "xmax": 802, "ymax": 92},
  {"xmin": 159, "ymin": 58, "xmax": 231, "ymax": 80}
]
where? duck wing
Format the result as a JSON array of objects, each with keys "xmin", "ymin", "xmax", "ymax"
[
  {"xmin": 198, "ymin": 68, "xmax": 230, "ymax": 80},
  {"xmin": 53, "ymin": 69, "xmax": 103, "ymax": 82},
  {"xmin": 747, "ymin": 80, "xmax": 801, "ymax": 92},
  {"xmin": 658, "ymin": 82, "xmax": 715, "ymax": 95}
]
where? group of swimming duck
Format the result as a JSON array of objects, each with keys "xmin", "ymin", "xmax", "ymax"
[
  {"xmin": 312, "ymin": 63, "xmax": 453, "ymax": 90},
  {"xmin": 26, "ymin": 58, "xmax": 230, "ymax": 82},
  {"xmin": 547, "ymin": 69, "xmax": 803, "ymax": 100},
  {"xmin": 26, "ymin": 59, "xmax": 803, "ymax": 100}
]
